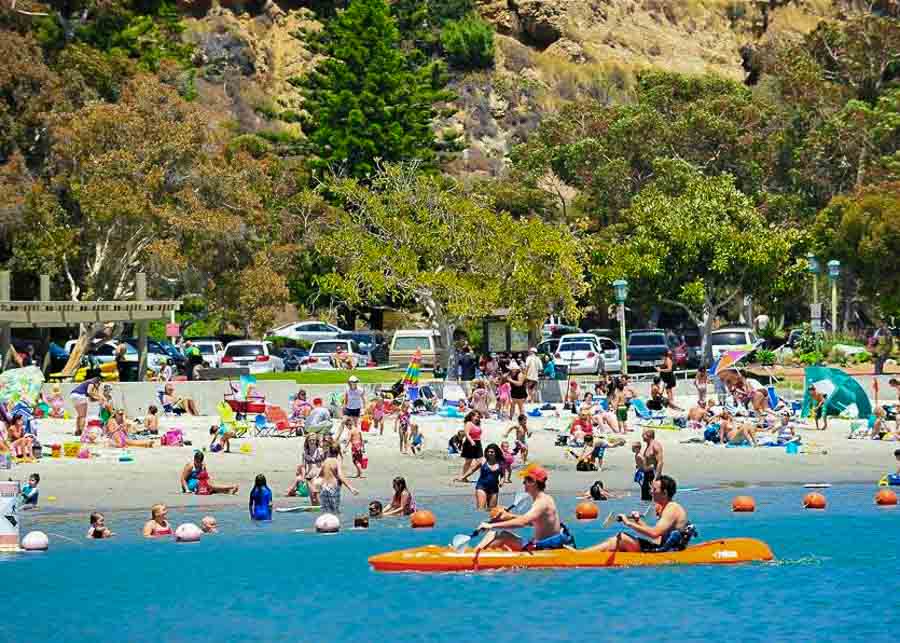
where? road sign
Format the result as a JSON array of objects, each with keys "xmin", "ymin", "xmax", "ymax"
[{"xmin": 810, "ymin": 303, "xmax": 823, "ymax": 320}]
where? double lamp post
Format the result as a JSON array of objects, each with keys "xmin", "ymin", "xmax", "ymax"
[{"xmin": 805, "ymin": 253, "xmax": 841, "ymax": 335}]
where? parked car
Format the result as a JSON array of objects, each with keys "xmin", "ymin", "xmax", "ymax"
[
  {"xmin": 536, "ymin": 338, "xmax": 560, "ymax": 358},
  {"xmin": 221, "ymin": 340, "xmax": 285, "ymax": 374},
  {"xmin": 554, "ymin": 339, "xmax": 604, "ymax": 375},
  {"xmin": 557, "ymin": 333, "xmax": 603, "ymax": 349},
  {"xmin": 388, "ymin": 329, "xmax": 447, "ymax": 370},
  {"xmin": 118, "ymin": 338, "xmax": 188, "ymax": 372},
  {"xmin": 337, "ymin": 331, "xmax": 388, "ymax": 364},
  {"xmin": 709, "ymin": 327, "xmax": 763, "ymax": 360},
  {"xmin": 76, "ymin": 340, "xmax": 167, "ymax": 375},
  {"xmin": 587, "ymin": 328, "xmax": 619, "ymax": 342},
  {"xmin": 277, "ymin": 347, "xmax": 309, "ymax": 372},
  {"xmin": 626, "ymin": 330, "xmax": 676, "ymax": 371},
  {"xmin": 302, "ymin": 339, "xmax": 369, "ymax": 370},
  {"xmin": 542, "ymin": 323, "xmax": 581, "ymax": 339},
  {"xmin": 190, "ymin": 340, "xmax": 225, "ymax": 368},
  {"xmin": 267, "ymin": 320, "xmax": 344, "ymax": 343},
  {"xmin": 595, "ymin": 336, "xmax": 622, "ymax": 373}
]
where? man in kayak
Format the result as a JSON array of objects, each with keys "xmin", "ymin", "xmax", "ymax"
[
  {"xmin": 586, "ymin": 475, "xmax": 694, "ymax": 553},
  {"xmin": 473, "ymin": 464, "xmax": 574, "ymax": 552}
]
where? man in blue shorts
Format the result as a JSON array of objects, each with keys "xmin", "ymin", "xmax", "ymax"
[{"xmin": 474, "ymin": 464, "xmax": 574, "ymax": 552}]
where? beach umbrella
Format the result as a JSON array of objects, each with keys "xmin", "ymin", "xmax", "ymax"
[
  {"xmin": 801, "ymin": 366, "xmax": 872, "ymax": 419},
  {"xmin": 239, "ymin": 374, "xmax": 257, "ymax": 399},
  {"xmin": 713, "ymin": 350, "xmax": 750, "ymax": 376},
  {"xmin": 403, "ymin": 349, "xmax": 422, "ymax": 398},
  {"xmin": 0, "ymin": 366, "xmax": 44, "ymax": 407}
]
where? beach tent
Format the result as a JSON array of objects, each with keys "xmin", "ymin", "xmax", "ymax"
[
  {"xmin": 801, "ymin": 366, "xmax": 872, "ymax": 419},
  {"xmin": 0, "ymin": 366, "xmax": 44, "ymax": 407},
  {"xmin": 713, "ymin": 350, "xmax": 750, "ymax": 376}
]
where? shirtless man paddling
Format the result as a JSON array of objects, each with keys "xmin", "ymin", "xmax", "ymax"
[{"xmin": 473, "ymin": 464, "xmax": 574, "ymax": 554}]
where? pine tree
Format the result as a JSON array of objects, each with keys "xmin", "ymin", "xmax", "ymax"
[{"xmin": 299, "ymin": 0, "xmax": 448, "ymax": 179}]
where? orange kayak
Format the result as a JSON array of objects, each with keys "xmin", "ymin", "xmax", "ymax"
[{"xmin": 369, "ymin": 538, "xmax": 774, "ymax": 572}]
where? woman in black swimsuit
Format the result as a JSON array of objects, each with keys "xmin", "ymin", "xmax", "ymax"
[
  {"xmin": 508, "ymin": 362, "xmax": 528, "ymax": 419},
  {"xmin": 658, "ymin": 350, "xmax": 683, "ymax": 411}
]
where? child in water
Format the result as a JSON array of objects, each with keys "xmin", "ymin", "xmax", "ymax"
[
  {"xmin": 499, "ymin": 441, "xmax": 514, "ymax": 482},
  {"xmin": 20, "ymin": 473, "xmax": 39, "ymax": 509},
  {"xmin": 87, "ymin": 512, "xmax": 114, "ymax": 538},
  {"xmin": 249, "ymin": 474, "xmax": 273, "ymax": 521}
]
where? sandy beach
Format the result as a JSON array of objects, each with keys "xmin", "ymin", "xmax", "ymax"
[{"xmin": 16, "ymin": 393, "xmax": 898, "ymax": 516}]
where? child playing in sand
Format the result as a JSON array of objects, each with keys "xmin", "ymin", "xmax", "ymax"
[
  {"xmin": 499, "ymin": 441, "xmax": 514, "ymax": 482},
  {"xmin": 45, "ymin": 384, "xmax": 66, "ymax": 418},
  {"xmin": 470, "ymin": 380, "xmax": 491, "ymax": 418},
  {"xmin": 107, "ymin": 409, "xmax": 155, "ymax": 449},
  {"xmin": 809, "ymin": 385, "xmax": 828, "ymax": 430},
  {"xmin": 565, "ymin": 380, "xmax": 580, "ymax": 411},
  {"xmin": 396, "ymin": 401, "xmax": 411, "ymax": 453},
  {"xmin": 20, "ymin": 473, "xmax": 39, "ymax": 509},
  {"xmin": 495, "ymin": 375, "xmax": 511, "ymax": 419},
  {"xmin": 7, "ymin": 415, "xmax": 35, "ymax": 460},
  {"xmin": 144, "ymin": 405, "xmax": 160, "ymax": 435},
  {"xmin": 372, "ymin": 397, "xmax": 385, "ymax": 435},
  {"xmin": 349, "ymin": 422, "xmax": 365, "ymax": 477},
  {"xmin": 87, "ymin": 512, "xmax": 113, "ymax": 538},
  {"xmin": 409, "ymin": 423, "xmax": 423, "ymax": 455},
  {"xmin": 872, "ymin": 407, "xmax": 893, "ymax": 440}
]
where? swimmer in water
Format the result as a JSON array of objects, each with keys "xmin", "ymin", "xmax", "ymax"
[
  {"xmin": 201, "ymin": 516, "xmax": 219, "ymax": 533},
  {"xmin": 87, "ymin": 512, "xmax": 114, "ymax": 539},
  {"xmin": 142, "ymin": 504, "xmax": 173, "ymax": 538},
  {"xmin": 249, "ymin": 474, "xmax": 273, "ymax": 521}
]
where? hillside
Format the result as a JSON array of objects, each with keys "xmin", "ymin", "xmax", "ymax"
[{"xmin": 165, "ymin": 0, "xmax": 854, "ymax": 176}]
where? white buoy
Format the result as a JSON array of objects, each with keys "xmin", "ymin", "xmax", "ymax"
[
  {"xmin": 0, "ymin": 481, "xmax": 20, "ymax": 552},
  {"xmin": 22, "ymin": 531, "xmax": 49, "ymax": 551},
  {"xmin": 315, "ymin": 513, "xmax": 340, "ymax": 533},
  {"xmin": 175, "ymin": 523, "xmax": 202, "ymax": 543}
]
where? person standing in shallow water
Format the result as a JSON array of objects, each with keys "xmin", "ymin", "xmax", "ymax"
[{"xmin": 319, "ymin": 444, "xmax": 358, "ymax": 513}]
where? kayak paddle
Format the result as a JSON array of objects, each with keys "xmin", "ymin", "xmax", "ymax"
[
  {"xmin": 450, "ymin": 492, "xmax": 532, "ymax": 552},
  {"xmin": 602, "ymin": 503, "xmax": 654, "ymax": 528}
]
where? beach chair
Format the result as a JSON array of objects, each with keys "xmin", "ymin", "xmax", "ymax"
[
  {"xmin": 217, "ymin": 400, "xmax": 248, "ymax": 438},
  {"xmin": 262, "ymin": 405, "xmax": 303, "ymax": 438},
  {"xmin": 253, "ymin": 413, "xmax": 274, "ymax": 437},
  {"xmin": 157, "ymin": 388, "xmax": 183, "ymax": 416},
  {"xmin": 631, "ymin": 398, "xmax": 667, "ymax": 426}
]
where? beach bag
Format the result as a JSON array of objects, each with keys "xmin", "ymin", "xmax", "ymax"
[
  {"xmin": 161, "ymin": 429, "xmax": 184, "ymax": 447},
  {"xmin": 576, "ymin": 459, "xmax": 597, "ymax": 472}
]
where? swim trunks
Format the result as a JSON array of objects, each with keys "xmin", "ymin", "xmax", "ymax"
[
  {"xmin": 527, "ymin": 523, "xmax": 575, "ymax": 550},
  {"xmin": 320, "ymin": 484, "xmax": 341, "ymax": 513},
  {"xmin": 616, "ymin": 407, "xmax": 628, "ymax": 422},
  {"xmin": 351, "ymin": 444, "xmax": 364, "ymax": 464},
  {"xmin": 343, "ymin": 408, "xmax": 361, "ymax": 418},
  {"xmin": 637, "ymin": 524, "xmax": 695, "ymax": 552}
]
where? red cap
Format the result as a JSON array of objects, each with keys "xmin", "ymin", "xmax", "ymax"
[{"xmin": 518, "ymin": 463, "xmax": 548, "ymax": 483}]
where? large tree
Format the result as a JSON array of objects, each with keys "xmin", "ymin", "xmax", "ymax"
[
  {"xmin": 317, "ymin": 162, "xmax": 586, "ymax": 363},
  {"xmin": 298, "ymin": 0, "xmax": 450, "ymax": 179},
  {"xmin": 595, "ymin": 160, "xmax": 802, "ymax": 363}
]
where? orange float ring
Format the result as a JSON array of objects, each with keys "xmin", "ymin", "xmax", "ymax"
[
  {"xmin": 803, "ymin": 492, "xmax": 826, "ymax": 509},
  {"xmin": 575, "ymin": 501, "xmax": 599, "ymax": 520},
  {"xmin": 731, "ymin": 495, "xmax": 756, "ymax": 513},
  {"xmin": 875, "ymin": 489, "xmax": 898, "ymax": 506},
  {"xmin": 410, "ymin": 510, "xmax": 436, "ymax": 528}
]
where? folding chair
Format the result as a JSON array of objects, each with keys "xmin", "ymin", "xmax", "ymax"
[
  {"xmin": 158, "ymin": 388, "xmax": 182, "ymax": 416},
  {"xmin": 264, "ymin": 405, "xmax": 303, "ymax": 437},
  {"xmin": 631, "ymin": 398, "xmax": 668, "ymax": 425},
  {"xmin": 254, "ymin": 413, "xmax": 275, "ymax": 437}
]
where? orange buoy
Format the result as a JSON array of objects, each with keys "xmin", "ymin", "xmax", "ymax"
[
  {"xmin": 803, "ymin": 492, "xmax": 826, "ymax": 509},
  {"xmin": 732, "ymin": 495, "xmax": 756, "ymax": 513},
  {"xmin": 410, "ymin": 510, "xmax": 436, "ymax": 528},
  {"xmin": 575, "ymin": 501, "xmax": 599, "ymax": 520},
  {"xmin": 875, "ymin": 489, "xmax": 898, "ymax": 506}
]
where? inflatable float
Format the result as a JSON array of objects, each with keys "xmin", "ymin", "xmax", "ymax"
[{"xmin": 369, "ymin": 538, "xmax": 774, "ymax": 572}]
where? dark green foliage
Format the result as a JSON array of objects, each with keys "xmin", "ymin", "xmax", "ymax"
[
  {"xmin": 441, "ymin": 15, "xmax": 495, "ymax": 70},
  {"xmin": 299, "ymin": 0, "xmax": 449, "ymax": 178}
]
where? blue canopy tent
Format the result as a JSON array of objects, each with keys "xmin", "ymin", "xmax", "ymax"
[{"xmin": 801, "ymin": 366, "xmax": 872, "ymax": 419}]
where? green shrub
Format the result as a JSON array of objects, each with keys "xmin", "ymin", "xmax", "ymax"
[
  {"xmin": 798, "ymin": 351, "xmax": 825, "ymax": 366},
  {"xmin": 851, "ymin": 351, "xmax": 872, "ymax": 364},
  {"xmin": 441, "ymin": 15, "xmax": 495, "ymax": 70},
  {"xmin": 756, "ymin": 349, "xmax": 776, "ymax": 366},
  {"xmin": 225, "ymin": 134, "xmax": 273, "ymax": 160}
]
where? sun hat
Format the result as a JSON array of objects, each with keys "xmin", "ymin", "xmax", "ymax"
[
  {"xmin": 529, "ymin": 347, "xmax": 537, "ymax": 353},
  {"xmin": 509, "ymin": 361, "xmax": 521, "ymax": 370},
  {"xmin": 348, "ymin": 376, "xmax": 359, "ymax": 383},
  {"xmin": 518, "ymin": 463, "xmax": 548, "ymax": 482}
]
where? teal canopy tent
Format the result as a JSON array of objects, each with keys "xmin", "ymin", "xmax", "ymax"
[{"xmin": 801, "ymin": 366, "xmax": 872, "ymax": 419}]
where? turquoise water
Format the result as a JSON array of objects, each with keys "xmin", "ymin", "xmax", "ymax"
[{"xmin": 5, "ymin": 484, "xmax": 899, "ymax": 642}]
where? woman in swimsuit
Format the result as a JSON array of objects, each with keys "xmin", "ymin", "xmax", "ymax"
[
  {"xmin": 657, "ymin": 350, "xmax": 683, "ymax": 410},
  {"xmin": 163, "ymin": 382, "xmax": 199, "ymax": 415},
  {"xmin": 107, "ymin": 409, "xmax": 155, "ymax": 448},
  {"xmin": 457, "ymin": 411, "xmax": 484, "ymax": 481},
  {"xmin": 382, "ymin": 476, "xmax": 417, "ymax": 516},
  {"xmin": 70, "ymin": 377, "xmax": 106, "ymax": 436},
  {"xmin": 458, "ymin": 442, "xmax": 503, "ymax": 509},
  {"xmin": 143, "ymin": 504, "xmax": 173, "ymax": 537},
  {"xmin": 180, "ymin": 451, "xmax": 239, "ymax": 495}
]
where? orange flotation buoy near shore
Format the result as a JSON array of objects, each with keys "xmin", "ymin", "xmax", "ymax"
[
  {"xmin": 803, "ymin": 492, "xmax": 827, "ymax": 509},
  {"xmin": 731, "ymin": 496, "xmax": 756, "ymax": 513},
  {"xmin": 410, "ymin": 510, "xmax": 436, "ymax": 528},
  {"xmin": 575, "ymin": 502, "xmax": 599, "ymax": 520},
  {"xmin": 875, "ymin": 489, "xmax": 898, "ymax": 506}
]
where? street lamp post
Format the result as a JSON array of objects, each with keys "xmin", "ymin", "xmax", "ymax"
[
  {"xmin": 828, "ymin": 259, "xmax": 840, "ymax": 337},
  {"xmin": 806, "ymin": 253, "xmax": 821, "ymax": 332},
  {"xmin": 613, "ymin": 279, "xmax": 629, "ymax": 376}
]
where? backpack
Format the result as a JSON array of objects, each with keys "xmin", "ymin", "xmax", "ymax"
[{"xmin": 161, "ymin": 429, "xmax": 184, "ymax": 447}]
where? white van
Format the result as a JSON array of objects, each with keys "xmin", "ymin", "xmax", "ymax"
[{"xmin": 388, "ymin": 329, "xmax": 447, "ymax": 369}]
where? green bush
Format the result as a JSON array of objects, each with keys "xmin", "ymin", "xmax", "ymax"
[
  {"xmin": 851, "ymin": 351, "xmax": 872, "ymax": 364},
  {"xmin": 798, "ymin": 351, "xmax": 825, "ymax": 366},
  {"xmin": 756, "ymin": 349, "xmax": 776, "ymax": 366},
  {"xmin": 441, "ymin": 15, "xmax": 495, "ymax": 70}
]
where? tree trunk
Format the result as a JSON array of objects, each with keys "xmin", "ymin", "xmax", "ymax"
[
  {"xmin": 419, "ymin": 292, "xmax": 454, "ymax": 372},
  {"xmin": 59, "ymin": 321, "xmax": 109, "ymax": 377},
  {"xmin": 700, "ymin": 305, "xmax": 716, "ymax": 367}
]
